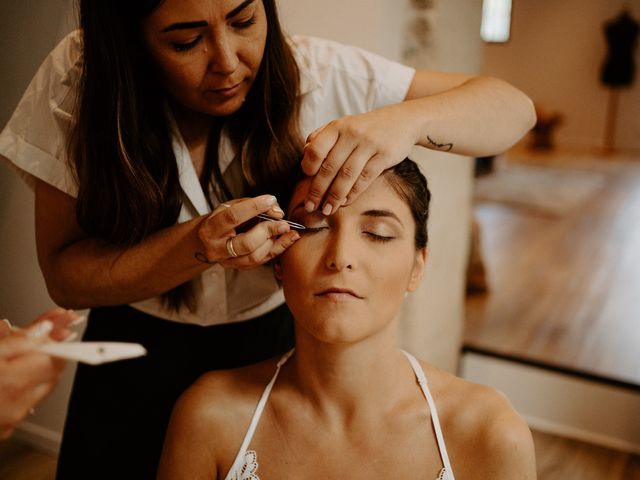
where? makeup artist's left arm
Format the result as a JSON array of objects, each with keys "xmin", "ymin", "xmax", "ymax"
[{"xmin": 301, "ymin": 70, "xmax": 536, "ymax": 213}]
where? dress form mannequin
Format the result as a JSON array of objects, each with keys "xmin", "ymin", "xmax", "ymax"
[{"xmin": 600, "ymin": 6, "xmax": 639, "ymax": 151}]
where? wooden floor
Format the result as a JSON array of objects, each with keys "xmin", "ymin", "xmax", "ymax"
[
  {"xmin": 2, "ymin": 431, "xmax": 639, "ymax": 479},
  {"xmin": 533, "ymin": 430, "xmax": 640, "ymax": 479},
  {"xmin": 0, "ymin": 438, "xmax": 57, "ymax": 480},
  {"xmin": 465, "ymin": 148, "xmax": 640, "ymax": 386}
]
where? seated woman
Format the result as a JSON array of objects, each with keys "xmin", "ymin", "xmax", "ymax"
[{"xmin": 158, "ymin": 159, "xmax": 536, "ymax": 480}]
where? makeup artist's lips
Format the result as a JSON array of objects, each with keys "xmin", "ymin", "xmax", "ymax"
[
  {"xmin": 315, "ymin": 288, "xmax": 364, "ymax": 300},
  {"xmin": 208, "ymin": 81, "xmax": 243, "ymax": 98}
]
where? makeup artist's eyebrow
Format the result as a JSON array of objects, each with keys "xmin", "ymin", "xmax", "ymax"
[
  {"xmin": 161, "ymin": 21, "xmax": 207, "ymax": 33},
  {"xmin": 225, "ymin": 0, "xmax": 256, "ymax": 20},
  {"xmin": 160, "ymin": 0, "xmax": 256, "ymax": 33},
  {"xmin": 362, "ymin": 209, "xmax": 403, "ymax": 225}
]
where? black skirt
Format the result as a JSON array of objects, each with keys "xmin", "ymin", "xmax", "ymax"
[{"xmin": 55, "ymin": 303, "xmax": 294, "ymax": 480}]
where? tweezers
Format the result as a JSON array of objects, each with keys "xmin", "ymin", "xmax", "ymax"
[
  {"xmin": 219, "ymin": 203, "xmax": 305, "ymax": 230},
  {"xmin": 257, "ymin": 214, "xmax": 306, "ymax": 230}
]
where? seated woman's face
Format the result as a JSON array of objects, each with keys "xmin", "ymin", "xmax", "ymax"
[{"xmin": 278, "ymin": 175, "xmax": 426, "ymax": 345}]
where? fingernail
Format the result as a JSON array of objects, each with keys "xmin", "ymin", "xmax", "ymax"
[
  {"xmin": 272, "ymin": 206, "xmax": 285, "ymax": 215},
  {"xmin": 27, "ymin": 320, "xmax": 53, "ymax": 338},
  {"xmin": 262, "ymin": 195, "xmax": 277, "ymax": 206},
  {"xmin": 322, "ymin": 203, "xmax": 332, "ymax": 216},
  {"xmin": 305, "ymin": 201, "xmax": 315, "ymax": 213},
  {"xmin": 291, "ymin": 232, "xmax": 300, "ymax": 241},
  {"xmin": 1, "ymin": 319, "xmax": 11, "ymax": 329},
  {"xmin": 70, "ymin": 315, "xmax": 87, "ymax": 327},
  {"xmin": 277, "ymin": 224, "xmax": 289, "ymax": 235}
]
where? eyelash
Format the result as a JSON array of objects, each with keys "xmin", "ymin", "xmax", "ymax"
[
  {"xmin": 298, "ymin": 227, "xmax": 327, "ymax": 238},
  {"xmin": 366, "ymin": 232, "xmax": 394, "ymax": 243},
  {"xmin": 172, "ymin": 36, "xmax": 201, "ymax": 52},
  {"xmin": 171, "ymin": 16, "xmax": 256, "ymax": 52},
  {"xmin": 234, "ymin": 16, "xmax": 257, "ymax": 29},
  {"xmin": 300, "ymin": 227, "xmax": 394, "ymax": 243}
]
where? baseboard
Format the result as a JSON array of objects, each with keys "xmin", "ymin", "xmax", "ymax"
[
  {"xmin": 13, "ymin": 421, "xmax": 61, "ymax": 455},
  {"xmin": 461, "ymin": 351, "xmax": 640, "ymax": 454}
]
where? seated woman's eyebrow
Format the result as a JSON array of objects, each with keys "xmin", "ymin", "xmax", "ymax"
[{"xmin": 362, "ymin": 209, "xmax": 404, "ymax": 226}]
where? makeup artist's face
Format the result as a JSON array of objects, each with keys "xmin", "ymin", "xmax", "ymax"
[
  {"xmin": 142, "ymin": 0, "xmax": 267, "ymax": 117},
  {"xmin": 278, "ymin": 175, "xmax": 426, "ymax": 345}
]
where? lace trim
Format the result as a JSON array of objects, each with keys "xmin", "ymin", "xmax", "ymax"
[
  {"xmin": 229, "ymin": 450, "xmax": 260, "ymax": 480},
  {"xmin": 230, "ymin": 450, "xmax": 449, "ymax": 480}
]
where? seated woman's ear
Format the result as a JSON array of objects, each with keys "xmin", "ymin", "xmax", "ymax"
[{"xmin": 407, "ymin": 248, "xmax": 428, "ymax": 293}]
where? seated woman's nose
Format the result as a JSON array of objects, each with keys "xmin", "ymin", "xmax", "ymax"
[{"xmin": 325, "ymin": 237, "xmax": 356, "ymax": 271}]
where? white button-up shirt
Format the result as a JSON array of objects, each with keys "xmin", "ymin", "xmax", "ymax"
[{"xmin": 0, "ymin": 31, "xmax": 414, "ymax": 326}]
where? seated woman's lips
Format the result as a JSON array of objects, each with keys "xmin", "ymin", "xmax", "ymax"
[{"xmin": 315, "ymin": 287, "xmax": 363, "ymax": 299}]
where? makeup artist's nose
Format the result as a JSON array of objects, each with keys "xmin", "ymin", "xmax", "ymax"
[
  {"xmin": 324, "ymin": 231, "xmax": 355, "ymax": 272},
  {"xmin": 207, "ymin": 33, "xmax": 239, "ymax": 75}
]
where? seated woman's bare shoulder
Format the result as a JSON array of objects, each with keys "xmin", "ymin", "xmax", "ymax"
[
  {"xmin": 157, "ymin": 358, "xmax": 281, "ymax": 480},
  {"xmin": 422, "ymin": 362, "xmax": 536, "ymax": 480}
]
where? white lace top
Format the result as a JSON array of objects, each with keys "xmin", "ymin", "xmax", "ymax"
[{"xmin": 223, "ymin": 350, "xmax": 455, "ymax": 480}]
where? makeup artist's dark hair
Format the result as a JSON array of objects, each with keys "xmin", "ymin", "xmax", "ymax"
[
  {"xmin": 279, "ymin": 158, "xmax": 430, "ymax": 249},
  {"xmin": 69, "ymin": 0, "xmax": 302, "ymax": 310}
]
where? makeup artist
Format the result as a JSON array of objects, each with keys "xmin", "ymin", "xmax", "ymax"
[{"xmin": 0, "ymin": 0, "xmax": 534, "ymax": 477}]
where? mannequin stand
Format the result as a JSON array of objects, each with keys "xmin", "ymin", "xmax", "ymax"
[{"xmin": 603, "ymin": 88, "xmax": 620, "ymax": 153}]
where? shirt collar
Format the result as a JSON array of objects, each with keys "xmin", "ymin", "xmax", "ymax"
[{"xmin": 165, "ymin": 105, "xmax": 212, "ymax": 216}]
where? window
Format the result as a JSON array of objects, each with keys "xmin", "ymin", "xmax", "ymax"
[{"xmin": 481, "ymin": 0, "xmax": 512, "ymax": 43}]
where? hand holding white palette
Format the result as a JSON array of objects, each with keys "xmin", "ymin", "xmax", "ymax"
[
  {"xmin": 6, "ymin": 315, "xmax": 146, "ymax": 365},
  {"xmin": 36, "ymin": 341, "xmax": 147, "ymax": 365}
]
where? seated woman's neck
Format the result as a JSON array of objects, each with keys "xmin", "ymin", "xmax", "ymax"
[{"xmin": 286, "ymin": 321, "xmax": 410, "ymax": 414}]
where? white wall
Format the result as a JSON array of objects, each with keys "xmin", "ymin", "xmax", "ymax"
[
  {"xmin": 0, "ymin": 0, "xmax": 78, "ymax": 452},
  {"xmin": 279, "ymin": 0, "xmax": 406, "ymax": 62},
  {"xmin": 403, "ymin": 0, "xmax": 484, "ymax": 74},
  {"xmin": 483, "ymin": 0, "xmax": 640, "ymax": 151}
]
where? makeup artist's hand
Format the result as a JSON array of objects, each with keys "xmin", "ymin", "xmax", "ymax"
[
  {"xmin": 301, "ymin": 103, "xmax": 416, "ymax": 215},
  {"xmin": 196, "ymin": 195, "xmax": 300, "ymax": 270},
  {"xmin": 0, "ymin": 308, "xmax": 77, "ymax": 440}
]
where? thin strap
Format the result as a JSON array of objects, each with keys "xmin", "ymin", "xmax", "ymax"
[
  {"xmin": 402, "ymin": 351, "xmax": 455, "ymax": 479},
  {"xmin": 223, "ymin": 349, "xmax": 295, "ymax": 480}
]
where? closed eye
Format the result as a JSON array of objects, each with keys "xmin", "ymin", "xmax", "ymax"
[
  {"xmin": 299, "ymin": 226, "xmax": 328, "ymax": 235},
  {"xmin": 364, "ymin": 232, "xmax": 394, "ymax": 243},
  {"xmin": 233, "ymin": 15, "xmax": 257, "ymax": 29},
  {"xmin": 172, "ymin": 36, "xmax": 201, "ymax": 52}
]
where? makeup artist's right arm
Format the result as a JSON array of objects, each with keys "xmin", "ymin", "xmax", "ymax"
[{"xmin": 35, "ymin": 180, "xmax": 299, "ymax": 308}]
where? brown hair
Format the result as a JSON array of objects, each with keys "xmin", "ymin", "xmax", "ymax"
[{"xmin": 69, "ymin": 0, "xmax": 302, "ymax": 310}]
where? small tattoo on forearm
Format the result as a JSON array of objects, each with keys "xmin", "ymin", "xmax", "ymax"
[{"xmin": 427, "ymin": 135, "xmax": 453, "ymax": 152}]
